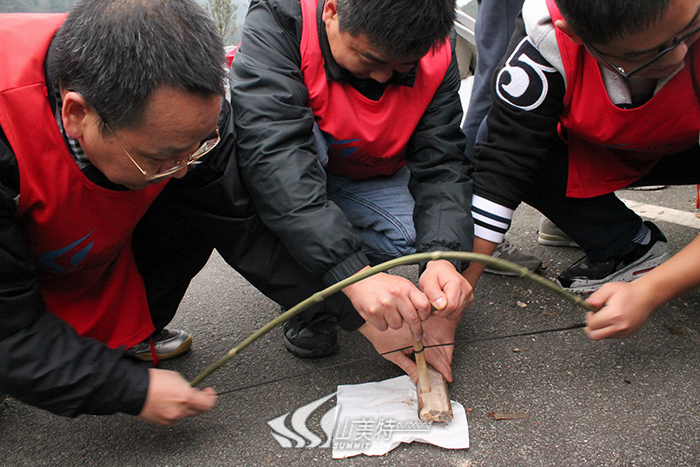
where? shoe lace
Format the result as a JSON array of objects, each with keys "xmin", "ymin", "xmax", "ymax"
[
  {"xmin": 149, "ymin": 337, "xmax": 159, "ymax": 367},
  {"xmin": 498, "ymin": 240, "xmax": 517, "ymax": 255}
]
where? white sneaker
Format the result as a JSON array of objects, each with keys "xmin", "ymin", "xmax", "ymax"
[{"xmin": 537, "ymin": 217, "xmax": 579, "ymax": 247}]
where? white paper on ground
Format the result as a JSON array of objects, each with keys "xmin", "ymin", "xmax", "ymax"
[{"xmin": 332, "ymin": 375, "xmax": 469, "ymax": 459}]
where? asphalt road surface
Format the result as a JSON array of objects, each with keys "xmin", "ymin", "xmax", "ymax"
[{"xmin": 2, "ymin": 186, "xmax": 699, "ymax": 466}]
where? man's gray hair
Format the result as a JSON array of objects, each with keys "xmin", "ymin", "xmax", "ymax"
[{"xmin": 52, "ymin": 0, "xmax": 226, "ymax": 132}]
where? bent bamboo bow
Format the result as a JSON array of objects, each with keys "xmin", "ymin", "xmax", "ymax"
[{"xmin": 190, "ymin": 251, "xmax": 596, "ymax": 387}]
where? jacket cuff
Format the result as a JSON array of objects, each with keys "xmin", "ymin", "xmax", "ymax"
[
  {"xmin": 114, "ymin": 358, "xmax": 150, "ymax": 416},
  {"xmin": 337, "ymin": 313, "xmax": 365, "ymax": 332},
  {"xmin": 334, "ymin": 298, "xmax": 365, "ymax": 332},
  {"xmin": 321, "ymin": 251, "xmax": 370, "ymax": 286}
]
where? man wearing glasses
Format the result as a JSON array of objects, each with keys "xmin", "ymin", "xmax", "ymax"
[
  {"xmin": 463, "ymin": 0, "xmax": 700, "ymax": 338},
  {"xmin": 0, "ymin": 0, "xmax": 360, "ymax": 425}
]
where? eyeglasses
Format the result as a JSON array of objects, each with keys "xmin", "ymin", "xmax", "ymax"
[
  {"xmin": 586, "ymin": 21, "xmax": 700, "ymax": 78},
  {"xmin": 106, "ymin": 123, "xmax": 220, "ymax": 182},
  {"xmin": 68, "ymin": 89, "xmax": 221, "ymax": 182}
]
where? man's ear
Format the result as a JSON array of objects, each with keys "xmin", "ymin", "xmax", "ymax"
[
  {"xmin": 61, "ymin": 90, "xmax": 93, "ymax": 140},
  {"xmin": 322, "ymin": 0, "xmax": 338, "ymax": 23},
  {"xmin": 554, "ymin": 19, "xmax": 584, "ymax": 45}
]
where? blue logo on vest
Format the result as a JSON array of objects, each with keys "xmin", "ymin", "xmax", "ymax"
[
  {"xmin": 36, "ymin": 229, "xmax": 95, "ymax": 274},
  {"xmin": 325, "ymin": 134, "xmax": 361, "ymax": 158}
]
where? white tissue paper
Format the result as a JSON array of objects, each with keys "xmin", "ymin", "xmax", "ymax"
[{"xmin": 332, "ymin": 375, "xmax": 469, "ymax": 458}]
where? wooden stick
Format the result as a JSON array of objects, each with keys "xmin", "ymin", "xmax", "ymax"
[
  {"xmin": 411, "ymin": 332, "xmax": 430, "ymax": 394},
  {"xmin": 417, "ymin": 364, "xmax": 453, "ymax": 424}
]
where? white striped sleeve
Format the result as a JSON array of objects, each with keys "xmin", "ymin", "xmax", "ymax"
[{"xmin": 472, "ymin": 194, "xmax": 514, "ymax": 243}]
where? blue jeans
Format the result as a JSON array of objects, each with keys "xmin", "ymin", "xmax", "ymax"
[
  {"xmin": 314, "ymin": 120, "xmax": 416, "ymax": 264},
  {"xmin": 326, "ymin": 167, "xmax": 416, "ymax": 265}
]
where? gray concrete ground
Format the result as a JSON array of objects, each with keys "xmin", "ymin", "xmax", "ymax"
[{"xmin": 1, "ymin": 187, "xmax": 699, "ymax": 466}]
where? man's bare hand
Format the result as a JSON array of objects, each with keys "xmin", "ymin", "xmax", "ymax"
[
  {"xmin": 139, "ymin": 369, "xmax": 217, "ymax": 425},
  {"xmin": 358, "ymin": 311, "xmax": 461, "ymax": 383},
  {"xmin": 420, "ymin": 259, "xmax": 473, "ymax": 320},
  {"xmin": 420, "ymin": 312, "xmax": 462, "ymax": 381},
  {"xmin": 358, "ymin": 323, "xmax": 417, "ymax": 379},
  {"xmin": 344, "ymin": 270, "xmax": 431, "ymax": 339},
  {"xmin": 584, "ymin": 282, "xmax": 656, "ymax": 340}
]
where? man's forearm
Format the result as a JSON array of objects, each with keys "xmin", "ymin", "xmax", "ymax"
[{"xmin": 462, "ymin": 236, "xmax": 499, "ymax": 287}]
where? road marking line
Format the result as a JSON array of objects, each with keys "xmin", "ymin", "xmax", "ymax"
[{"xmin": 619, "ymin": 198, "xmax": 700, "ymax": 229}]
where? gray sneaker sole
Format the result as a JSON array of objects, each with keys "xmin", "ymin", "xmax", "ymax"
[{"xmin": 557, "ymin": 241, "xmax": 671, "ymax": 293}]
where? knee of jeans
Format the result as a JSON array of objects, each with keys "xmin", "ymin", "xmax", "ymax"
[
  {"xmin": 396, "ymin": 236, "xmax": 416, "ymax": 256},
  {"xmin": 391, "ymin": 227, "xmax": 416, "ymax": 256},
  {"xmin": 363, "ymin": 237, "xmax": 416, "ymax": 265}
]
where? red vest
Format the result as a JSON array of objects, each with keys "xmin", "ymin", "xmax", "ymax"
[
  {"xmin": 0, "ymin": 14, "xmax": 164, "ymax": 348},
  {"xmin": 299, "ymin": 0, "xmax": 451, "ymax": 179},
  {"xmin": 547, "ymin": 0, "xmax": 700, "ymax": 197}
]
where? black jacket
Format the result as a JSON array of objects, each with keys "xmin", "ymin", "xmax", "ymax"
[
  {"xmin": 0, "ymin": 63, "xmax": 243, "ymax": 418},
  {"xmin": 230, "ymin": 0, "xmax": 474, "ymax": 285}
]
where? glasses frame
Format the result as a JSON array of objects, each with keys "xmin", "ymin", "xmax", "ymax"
[
  {"xmin": 585, "ymin": 21, "xmax": 700, "ymax": 79},
  {"xmin": 105, "ymin": 123, "xmax": 220, "ymax": 182}
]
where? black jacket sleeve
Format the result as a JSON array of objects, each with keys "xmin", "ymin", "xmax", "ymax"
[
  {"xmin": 407, "ymin": 31, "xmax": 474, "ymax": 271},
  {"xmin": 0, "ymin": 130, "xmax": 149, "ymax": 417},
  {"xmin": 472, "ymin": 17, "xmax": 565, "ymax": 211},
  {"xmin": 230, "ymin": 0, "xmax": 368, "ymax": 287}
]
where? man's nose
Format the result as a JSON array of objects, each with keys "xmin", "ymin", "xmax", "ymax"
[
  {"xmin": 369, "ymin": 67, "xmax": 394, "ymax": 84},
  {"xmin": 168, "ymin": 164, "xmax": 189, "ymax": 180},
  {"xmin": 660, "ymin": 41, "xmax": 689, "ymax": 67}
]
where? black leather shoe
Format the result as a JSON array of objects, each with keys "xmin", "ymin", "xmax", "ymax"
[{"xmin": 283, "ymin": 316, "xmax": 339, "ymax": 358}]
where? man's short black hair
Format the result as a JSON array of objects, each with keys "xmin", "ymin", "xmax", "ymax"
[
  {"xmin": 52, "ymin": 0, "xmax": 226, "ymax": 132},
  {"xmin": 336, "ymin": 0, "xmax": 456, "ymax": 60},
  {"xmin": 554, "ymin": 0, "xmax": 671, "ymax": 45}
]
